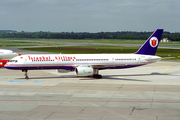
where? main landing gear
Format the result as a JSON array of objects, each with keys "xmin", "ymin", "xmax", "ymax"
[
  {"xmin": 22, "ymin": 70, "xmax": 29, "ymax": 79},
  {"xmin": 93, "ymin": 69, "xmax": 102, "ymax": 79},
  {"xmin": 93, "ymin": 74, "xmax": 102, "ymax": 79}
]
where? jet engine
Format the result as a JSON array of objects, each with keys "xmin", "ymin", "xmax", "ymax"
[{"xmin": 75, "ymin": 66, "xmax": 93, "ymax": 76}]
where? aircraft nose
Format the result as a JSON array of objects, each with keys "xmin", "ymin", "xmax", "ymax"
[
  {"xmin": 18, "ymin": 53, "xmax": 21, "ymax": 56},
  {"xmin": 4, "ymin": 63, "xmax": 11, "ymax": 68},
  {"xmin": 4, "ymin": 64, "xmax": 8, "ymax": 68}
]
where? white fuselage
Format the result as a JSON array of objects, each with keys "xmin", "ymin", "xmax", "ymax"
[
  {"xmin": 0, "ymin": 49, "xmax": 19, "ymax": 60},
  {"xmin": 5, "ymin": 54, "xmax": 161, "ymax": 71}
]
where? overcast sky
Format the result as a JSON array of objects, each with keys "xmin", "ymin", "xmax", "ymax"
[{"xmin": 0, "ymin": 0, "xmax": 180, "ymax": 32}]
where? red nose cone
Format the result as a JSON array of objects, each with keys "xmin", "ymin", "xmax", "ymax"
[{"xmin": 18, "ymin": 53, "xmax": 21, "ymax": 56}]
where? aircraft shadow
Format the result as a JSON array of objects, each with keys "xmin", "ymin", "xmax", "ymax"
[
  {"xmin": 16, "ymin": 75, "xmax": 75, "ymax": 80},
  {"xmin": 109, "ymin": 72, "xmax": 169, "ymax": 77},
  {"xmin": 117, "ymin": 72, "xmax": 179, "ymax": 76},
  {"xmin": 80, "ymin": 76, "xmax": 150, "ymax": 82},
  {"xmin": 79, "ymin": 72, "xmax": 177, "ymax": 81},
  {"xmin": 15, "ymin": 72, "xmax": 177, "ymax": 82},
  {"xmin": 16, "ymin": 75, "xmax": 146, "ymax": 82}
]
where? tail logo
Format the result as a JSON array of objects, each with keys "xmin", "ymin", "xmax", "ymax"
[{"xmin": 149, "ymin": 37, "xmax": 158, "ymax": 48}]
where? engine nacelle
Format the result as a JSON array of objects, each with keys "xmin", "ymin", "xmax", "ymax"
[
  {"xmin": 75, "ymin": 66, "xmax": 93, "ymax": 76},
  {"xmin": 56, "ymin": 69, "xmax": 72, "ymax": 73}
]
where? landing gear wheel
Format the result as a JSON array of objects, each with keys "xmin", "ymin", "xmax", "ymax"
[
  {"xmin": 23, "ymin": 70, "xmax": 29, "ymax": 80},
  {"xmin": 25, "ymin": 76, "xmax": 29, "ymax": 79},
  {"xmin": 93, "ymin": 74, "xmax": 102, "ymax": 79},
  {"xmin": 93, "ymin": 69, "xmax": 102, "ymax": 79}
]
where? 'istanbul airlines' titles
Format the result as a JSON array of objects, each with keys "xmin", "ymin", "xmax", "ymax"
[{"xmin": 27, "ymin": 55, "xmax": 76, "ymax": 61}]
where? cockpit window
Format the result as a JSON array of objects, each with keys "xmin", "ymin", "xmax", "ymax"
[{"xmin": 9, "ymin": 60, "xmax": 18, "ymax": 62}]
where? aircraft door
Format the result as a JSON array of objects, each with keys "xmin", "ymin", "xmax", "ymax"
[
  {"xmin": 57, "ymin": 59, "xmax": 60, "ymax": 64},
  {"xmin": 112, "ymin": 57, "xmax": 117, "ymax": 67},
  {"xmin": 138, "ymin": 57, "xmax": 141, "ymax": 64},
  {"xmin": 137, "ymin": 56, "xmax": 144, "ymax": 65},
  {"xmin": 24, "ymin": 58, "xmax": 28, "ymax": 64}
]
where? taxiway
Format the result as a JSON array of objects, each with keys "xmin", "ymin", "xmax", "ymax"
[{"xmin": 0, "ymin": 61, "xmax": 180, "ymax": 120}]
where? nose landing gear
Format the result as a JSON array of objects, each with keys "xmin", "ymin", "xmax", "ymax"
[{"xmin": 22, "ymin": 70, "xmax": 29, "ymax": 79}]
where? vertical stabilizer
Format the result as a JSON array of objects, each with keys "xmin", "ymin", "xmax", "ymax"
[{"xmin": 135, "ymin": 29, "xmax": 163, "ymax": 55}]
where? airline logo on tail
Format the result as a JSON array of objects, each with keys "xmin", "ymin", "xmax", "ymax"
[
  {"xmin": 135, "ymin": 29, "xmax": 163, "ymax": 55},
  {"xmin": 149, "ymin": 37, "xmax": 158, "ymax": 48}
]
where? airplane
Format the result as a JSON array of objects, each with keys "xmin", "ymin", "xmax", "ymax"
[
  {"xmin": 0, "ymin": 49, "xmax": 20, "ymax": 67},
  {"xmin": 5, "ymin": 29, "xmax": 163, "ymax": 79}
]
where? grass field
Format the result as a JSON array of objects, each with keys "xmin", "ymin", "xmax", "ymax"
[
  {"xmin": 1, "ymin": 39, "xmax": 180, "ymax": 60},
  {"xmin": 20, "ymin": 46, "xmax": 180, "ymax": 60},
  {"xmin": 0, "ymin": 39, "xmax": 56, "ymax": 47},
  {"xmin": 20, "ymin": 46, "xmax": 135, "ymax": 54},
  {"xmin": 1, "ymin": 38, "xmax": 180, "ymax": 47}
]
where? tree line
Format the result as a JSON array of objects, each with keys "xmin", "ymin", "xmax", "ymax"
[{"xmin": 0, "ymin": 30, "xmax": 180, "ymax": 41}]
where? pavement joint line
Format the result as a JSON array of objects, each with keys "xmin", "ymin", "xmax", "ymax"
[
  {"xmin": 29, "ymin": 105, "xmax": 41, "ymax": 112},
  {"xmin": 105, "ymin": 84, "xmax": 124, "ymax": 107},
  {"xmin": 1, "ymin": 99, "xmax": 180, "ymax": 103},
  {"xmin": 156, "ymin": 116, "xmax": 158, "ymax": 120},
  {"xmin": 100, "ymin": 114, "xmax": 105, "ymax": 120},
  {"xmin": 130, "ymin": 107, "xmax": 136, "ymax": 115},
  {"xmin": 43, "ymin": 112, "xmax": 55, "ymax": 120},
  {"xmin": 151, "ymin": 85, "xmax": 156, "ymax": 108},
  {"xmin": 58, "ymin": 81, "xmax": 96, "ymax": 106},
  {"xmin": 80, "ymin": 107, "xmax": 87, "ymax": 113}
]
